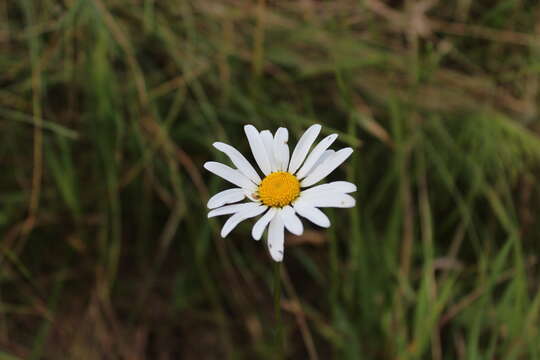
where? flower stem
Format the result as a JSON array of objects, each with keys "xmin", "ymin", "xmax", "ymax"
[{"xmin": 273, "ymin": 261, "xmax": 283, "ymax": 358}]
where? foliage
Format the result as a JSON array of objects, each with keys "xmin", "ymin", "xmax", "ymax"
[{"xmin": 1, "ymin": 0, "xmax": 540, "ymax": 358}]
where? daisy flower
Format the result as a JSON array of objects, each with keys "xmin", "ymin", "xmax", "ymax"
[{"xmin": 204, "ymin": 124, "xmax": 356, "ymax": 262}]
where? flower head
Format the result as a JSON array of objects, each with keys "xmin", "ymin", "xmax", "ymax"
[{"xmin": 204, "ymin": 124, "xmax": 356, "ymax": 262}]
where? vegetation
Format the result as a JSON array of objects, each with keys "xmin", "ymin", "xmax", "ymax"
[{"xmin": 2, "ymin": 0, "xmax": 540, "ymax": 358}]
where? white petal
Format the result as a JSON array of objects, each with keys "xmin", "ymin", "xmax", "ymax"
[
  {"xmin": 252, "ymin": 207, "xmax": 277, "ymax": 240},
  {"xmin": 208, "ymin": 202, "xmax": 255, "ymax": 218},
  {"xmin": 300, "ymin": 148, "xmax": 353, "ymax": 187},
  {"xmin": 300, "ymin": 181, "xmax": 357, "ymax": 198},
  {"xmin": 213, "ymin": 142, "xmax": 261, "ymax": 184},
  {"xmin": 207, "ymin": 188, "xmax": 246, "ymax": 209},
  {"xmin": 260, "ymin": 130, "xmax": 278, "ymax": 172},
  {"xmin": 204, "ymin": 162, "xmax": 257, "ymax": 191},
  {"xmin": 244, "ymin": 125, "xmax": 272, "ymax": 175},
  {"xmin": 288, "ymin": 124, "xmax": 321, "ymax": 174},
  {"xmin": 246, "ymin": 191, "xmax": 259, "ymax": 202},
  {"xmin": 273, "ymin": 128, "xmax": 289, "ymax": 171},
  {"xmin": 311, "ymin": 150, "xmax": 335, "ymax": 171},
  {"xmin": 293, "ymin": 202, "xmax": 331, "ymax": 228},
  {"xmin": 300, "ymin": 193, "xmax": 356, "ymax": 208},
  {"xmin": 267, "ymin": 214, "xmax": 285, "ymax": 262},
  {"xmin": 295, "ymin": 134, "xmax": 338, "ymax": 179},
  {"xmin": 281, "ymin": 206, "xmax": 303, "ymax": 236},
  {"xmin": 221, "ymin": 204, "xmax": 267, "ymax": 238}
]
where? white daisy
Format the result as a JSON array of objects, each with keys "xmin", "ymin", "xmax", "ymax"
[{"xmin": 204, "ymin": 124, "xmax": 356, "ymax": 262}]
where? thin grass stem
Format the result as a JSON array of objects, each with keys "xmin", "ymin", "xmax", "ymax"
[{"xmin": 273, "ymin": 261, "xmax": 283, "ymax": 359}]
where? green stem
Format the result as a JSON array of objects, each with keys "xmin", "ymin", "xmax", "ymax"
[{"xmin": 273, "ymin": 261, "xmax": 283, "ymax": 358}]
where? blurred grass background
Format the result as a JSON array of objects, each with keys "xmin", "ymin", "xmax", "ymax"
[{"xmin": 2, "ymin": 0, "xmax": 540, "ymax": 359}]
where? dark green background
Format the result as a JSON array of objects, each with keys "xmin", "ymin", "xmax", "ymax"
[{"xmin": 1, "ymin": 0, "xmax": 540, "ymax": 359}]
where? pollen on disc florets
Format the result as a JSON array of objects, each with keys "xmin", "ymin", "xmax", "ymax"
[{"xmin": 258, "ymin": 171, "xmax": 301, "ymax": 207}]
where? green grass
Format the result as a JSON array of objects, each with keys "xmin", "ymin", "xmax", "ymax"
[{"xmin": 1, "ymin": 0, "xmax": 540, "ymax": 358}]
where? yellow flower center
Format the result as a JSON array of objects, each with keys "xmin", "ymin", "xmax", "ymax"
[{"xmin": 258, "ymin": 172, "xmax": 300, "ymax": 207}]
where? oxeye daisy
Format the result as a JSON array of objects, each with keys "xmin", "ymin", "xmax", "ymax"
[{"xmin": 204, "ymin": 124, "xmax": 356, "ymax": 262}]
